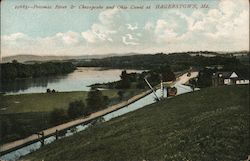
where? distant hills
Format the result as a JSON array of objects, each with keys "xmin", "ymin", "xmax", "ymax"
[
  {"xmin": 1, "ymin": 53, "xmax": 140, "ymax": 63},
  {"xmin": 1, "ymin": 54, "xmax": 113, "ymax": 63},
  {"xmin": 1, "ymin": 51, "xmax": 249, "ymax": 63}
]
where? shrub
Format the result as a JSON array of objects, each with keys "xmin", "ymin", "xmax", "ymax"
[
  {"xmin": 86, "ymin": 88, "xmax": 109, "ymax": 113},
  {"xmin": 67, "ymin": 100, "xmax": 86, "ymax": 119},
  {"xmin": 49, "ymin": 108, "xmax": 68, "ymax": 125}
]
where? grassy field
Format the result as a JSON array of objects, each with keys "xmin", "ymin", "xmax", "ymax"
[
  {"xmin": 0, "ymin": 89, "xmax": 143, "ymax": 144},
  {"xmin": 24, "ymin": 85, "xmax": 249, "ymax": 161},
  {"xmin": 0, "ymin": 90, "xmax": 125, "ymax": 114}
]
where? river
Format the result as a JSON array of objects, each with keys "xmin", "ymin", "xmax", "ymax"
[{"xmin": 1, "ymin": 67, "xmax": 144, "ymax": 95}]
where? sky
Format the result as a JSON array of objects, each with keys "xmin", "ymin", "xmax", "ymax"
[{"xmin": 1, "ymin": 0, "xmax": 249, "ymax": 57}]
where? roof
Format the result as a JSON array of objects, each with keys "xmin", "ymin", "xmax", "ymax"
[
  {"xmin": 212, "ymin": 71, "xmax": 240, "ymax": 79},
  {"xmin": 212, "ymin": 71, "xmax": 249, "ymax": 80}
]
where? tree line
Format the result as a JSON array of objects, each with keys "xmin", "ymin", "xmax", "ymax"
[
  {"xmin": 92, "ymin": 64, "xmax": 176, "ymax": 90},
  {"xmin": 1, "ymin": 60, "xmax": 76, "ymax": 81},
  {"xmin": 76, "ymin": 52, "xmax": 242, "ymax": 72}
]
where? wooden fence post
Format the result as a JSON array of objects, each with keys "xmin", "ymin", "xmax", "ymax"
[{"xmin": 56, "ymin": 130, "xmax": 58, "ymax": 140}]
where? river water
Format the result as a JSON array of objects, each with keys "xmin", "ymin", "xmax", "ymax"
[
  {"xmin": 1, "ymin": 67, "xmax": 144, "ymax": 95},
  {"xmin": 0, "ymin": 82, "xmax": 198, "ymax": 161}
]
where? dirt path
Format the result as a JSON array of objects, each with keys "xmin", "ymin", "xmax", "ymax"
[{"xmin": 175, "ymin": 71, "xmax": 199, "ymax": 84}]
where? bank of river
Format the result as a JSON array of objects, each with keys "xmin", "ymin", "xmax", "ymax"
[{"xmin": 1, "ymin": 67, "xmax": 144, "ymax": 95}]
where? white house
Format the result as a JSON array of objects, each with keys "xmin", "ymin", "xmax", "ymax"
[{"xmin": 212, "ymin": 72, "xmax": 249, "ymax": 86}]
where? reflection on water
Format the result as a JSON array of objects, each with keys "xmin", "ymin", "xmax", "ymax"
[
  {"xmin": 1, "ymin": 67, "xmax": 144, "ymax": 95},
  {"xmin": 1, "ymin": 77, "xmax": 64, "ymax": 93}
]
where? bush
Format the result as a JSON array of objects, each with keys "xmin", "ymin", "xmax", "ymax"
[
  {"xmin": 117, "ymin": 70, "xmax": 131, "ymax": 89},
  {"xmin": 86, "ymin": 88, "xmax": 109, "ymax": 113},
  {"xmin": 49, "ymin": 108, "xmax": 68, "ymax": 125},
  {"xmin": 117, "ymin": 90, "xmax": 125, "ymax": 100},
  {"xmin": 67, "ymin": 100, "xmax": 86, "ymax": 119}
]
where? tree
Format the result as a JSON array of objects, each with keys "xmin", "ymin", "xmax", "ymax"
[
  {"xmin": 1, "ymin": 62, "xmax": 75, "ymax": 81},
  {"xmin": 46, "ymin": 88, "xmax": 51, "ymax": 93},
  {"xmin": 154, "ymin": 65, "xmax": 175, "ymax": 82},
  {"xmin": 103, "ymin": 96, "xmax": 110, "ymax": 106},
  {"xmin": 117, "ymin": 90, "xmax": 125, "ymax": 100},
  {"xmin": 196, "ymin": 68, "xmax": 216, "ymax": 87},
  {"xmin": 117, "ymin": 70, "xmax": 130, "ymax": 89},
  {"xmin": 0, "ymin": 118, "xmax": 11, "ymax": 139},
  {"xmin": 67, "ymin": 100, "xmax": 86, "ymax": 119},
  {"xmin": 49, "ymin": 108, "xmax": 68, "ymax": 125},
  {"xmin": 86, "ymin": 88, "xmax": 109, "ymax": 113},
  {"xmin": 12, "ymin": 59, "xmax": 18, "ymax": 64}
]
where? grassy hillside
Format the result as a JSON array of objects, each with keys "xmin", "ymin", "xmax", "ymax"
[{"xmin": 24, "ymin": 85, "xmax": 249, "ymax": 161}]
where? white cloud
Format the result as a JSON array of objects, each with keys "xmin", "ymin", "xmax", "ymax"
[
  {"xmin": 152, "ymin": 0, "xmax": 249, "ymax": 51},
  {"xmin": 126, "ymin": 23, "xmax": 138, "ymax": 30},
  {"xmin": 122, "ymin": 35, "xmax": 139, "ymax": 45},
  {"xmin": 56, "ymin": 31, "xmax": 80, "ymax": 45},
  {"xmin": 37, "ymin": 31, "xmax": 81, "ymax": 47},
  {"xmin": 81, "ymin": 30, "xmax": 97, "ymax": 43},
  {"xmin": 2, "ymin": 32, "xmax": 28, "ymax": 41},
  {"xmin": 144, "ymin": 22, "xmax": 154, "ymax": 30},
  {"xmin": 1, "ymin": 31, "xmax": 82, "ymax": 56},
  {"xmin": 154, "ymin": 19, "xmax": 178, "ymax": 43},
  {"xmin": 81, "ymin": 9, "xmax": 143, "ymax": 46},
  {"xmin": 219, "ymin": 0, "xmax": 236, "ymax": 17},
  {"xmin": 99, "ymin": 8, "xmax": 121, "ymax": 26},
  {"xmin": 81, "ymin": 9, "xmax": 122, "ymax": 43},
  {"xmin": 126, "ymin": 34, "xmax": 136, "ymax": 40}
]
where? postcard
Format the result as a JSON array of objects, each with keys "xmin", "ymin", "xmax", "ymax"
[{"xmin": 0, "ymin": 0, "xmax": 249, "ymax": 161}]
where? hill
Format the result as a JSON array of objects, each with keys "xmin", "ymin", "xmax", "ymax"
[
  {"xmin": 24, "ymin": 85, "xmax": 249, "ymax": 161},
  {"xmin": 2, "ymin": 51, "xmax": 249, "ymax": 64},
  {"xmin": 1, "ymin": 53, "xmax": 139, "ymax": 63}
]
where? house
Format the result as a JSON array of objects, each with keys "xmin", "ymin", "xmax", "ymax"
[{"xmin": 212, "ymin": 72, "xmax": 249, "ymax": 86}]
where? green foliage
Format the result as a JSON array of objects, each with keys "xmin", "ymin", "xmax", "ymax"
[
  {"xmin": 0, "ymin": 112, "xmax": 50, "ymax": 144},
  {"xmin": 86, "ymin": 88, "xmax": 109, "ymax": 113},
  {"xmin": 67, "ymin": 100, "xmax": 86, "ymax": 119},
  {"xmin": 117, "ymin": 70, "xmax": 131, "ymax": 89},
  {"xmin": 197, "ymin": 68, "xmax": 217, "ymax": 87},
  {"xmin": 153, "ymin": 64, "xmax": 176, "ymax": 82},
  {"xmin": 49, "ymin": 108, "xmax": 68, "ymax": 125},
  {"xmin": 77, "ymin": 52, "xmax": 242, "ymax": 72},
  {"xmin": 1, "ymin": 61, "xmax": 76, "ymax": 81},
  {"xmin": 117, "ymin": 90, "xmax": 125, "ymax": 100},
  {"xmin": 101, "ymin": 66, "xmax": 175, "ymax": 90}
]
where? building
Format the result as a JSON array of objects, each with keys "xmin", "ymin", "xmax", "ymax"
[{"xmin": 212, "ymin": 72, "xmax": 249, "ymax": 86}]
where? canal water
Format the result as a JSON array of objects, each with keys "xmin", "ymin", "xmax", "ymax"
[
  {"xmin": 0, "ymin": 84, "xmax": 198, "ymax": 161},
  {"xmin": 1, "ymin": 67, "xmax": 144, "ymax": 95}
]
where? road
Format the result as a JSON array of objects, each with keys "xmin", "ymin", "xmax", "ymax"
[{"xmin": 175, "ymin": 71, "xmax": 199, "ymax": 84}]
